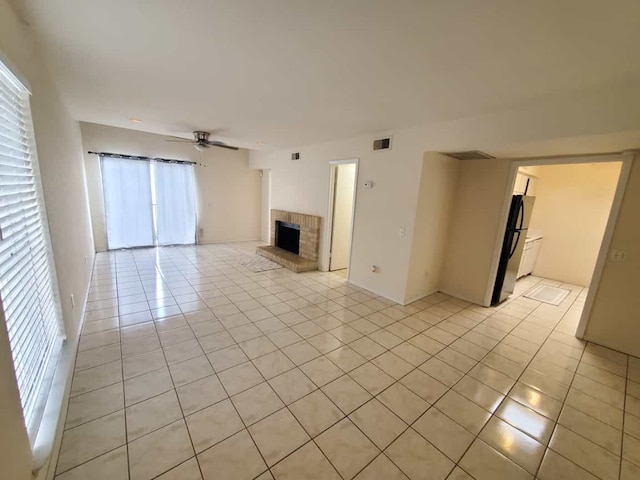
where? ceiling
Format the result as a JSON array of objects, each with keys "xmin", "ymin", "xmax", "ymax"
[{"xmin": 11, "ymin": 0, "xmax": 640, "ymax": 149}]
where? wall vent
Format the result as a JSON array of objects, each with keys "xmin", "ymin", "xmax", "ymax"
[
  {"xmin": 373, "ymin": 137, "xmax": 392, "ymax": 151},
  {"xmin": 291, "ymin": 152, "xmax": 300, "ymax": 160},
  {"xmin": 441, "ymin": 150, "xmax": 495, "ymax": 160}
]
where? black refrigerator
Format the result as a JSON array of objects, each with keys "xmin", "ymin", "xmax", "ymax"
[{"xmin": 491, "ymin": 195, "xmax": 536, "ymax": 306}]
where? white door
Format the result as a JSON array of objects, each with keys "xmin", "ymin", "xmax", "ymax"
[{"xmin": 330, "ymin": 163, "xmax": 357, "ymax": 271}]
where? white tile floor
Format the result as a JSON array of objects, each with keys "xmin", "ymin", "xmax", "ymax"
[{"xmin": 54, "ymin": 242, "xmax": 640, "ymax": 480}]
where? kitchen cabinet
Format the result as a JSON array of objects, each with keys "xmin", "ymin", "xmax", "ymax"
[
  {"xmin": 518, "ymin": 237, "xmax": 542, "ymax": 279},
  {"xmin": 513, "ymin": 173, "xmax": 537, "ymax": 196}
]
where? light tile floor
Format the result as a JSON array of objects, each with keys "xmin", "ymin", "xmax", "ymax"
[{"xmin": 54, "ymin": 242, "xmax": 640, "ymax": 480}]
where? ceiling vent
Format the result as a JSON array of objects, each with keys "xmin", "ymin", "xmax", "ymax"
[
  {"xmin": 373, "ymin": 137, "xmax": 392, "ymax": 151},
  {"xmin": 441, "ymin": 150, "xmax": 494, "ymax": 160},
  {"xmin": 291, "ymin": 152, "xmax": 300, "ymax": 160}
]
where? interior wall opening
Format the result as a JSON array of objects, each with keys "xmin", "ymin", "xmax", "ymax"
[
  {"xmin": 328, "ymin": 161, "xmax": 357, "ymax": 274},
  {"xmin": 490, "ymin": 156, "xmax": 627, "ymax": 337}
]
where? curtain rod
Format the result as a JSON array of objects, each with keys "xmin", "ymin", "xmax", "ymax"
[{"xmin": 87, "ymin": 151, "xmax": 196, "ymax": 165}]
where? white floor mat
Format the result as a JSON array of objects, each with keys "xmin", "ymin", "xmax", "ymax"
[
  {"xmin": 239, "ymin": 255, "xmax": 283, "ymax": 273},
  {"xmin": 524, "ymin": 284, "xmax": 571, "ymax": 305}
]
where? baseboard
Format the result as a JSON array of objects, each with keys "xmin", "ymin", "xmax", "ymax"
[
  {"xmin": 197, "ymin": 238, "xmax": 263, "ymax": 245},
  {"xmin": 437, "ymin": 287, "xmax": 485, "ymax": 307},
  {"xmin": 582, "ymin": 334, "xmax": 640, "ymax": 359},
  {"xmin": 37, "ymin": 257, "xmax": 95, "ymax": 480},
  {"xmin": 403, "ymin": 288, "xmax": 439, "ymax": 306},
  {"xmin": 346, "ymin": 278, "xmax": 405, "ymax": 306}
]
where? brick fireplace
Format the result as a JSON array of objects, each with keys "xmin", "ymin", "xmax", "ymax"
[{"xmin": 256, "ymin": 209, "xmax": 321, "ymax": 272}]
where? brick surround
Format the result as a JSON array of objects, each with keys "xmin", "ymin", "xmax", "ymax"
[
  {"xmin": 270, "ymin": 210, "xmax": 321, "ymax": 261},
  {"xmin": 257, "ymin": 209, "xmax": 322, "ymax": 272}
]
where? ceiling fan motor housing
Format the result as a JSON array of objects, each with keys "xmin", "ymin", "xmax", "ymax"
[{"xmin": 194, "ymin": 131, "xmax": 209, "ymax": 142}]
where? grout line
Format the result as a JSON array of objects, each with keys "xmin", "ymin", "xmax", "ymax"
[
  {"xmin": 619, "ymin": 357, "xmax": 630, "ymax": 479},
  {"xmin": 81, "ymin": 265, "xmax": 480, "ymax": 477},
  {"xmin": 64, "ymin": 246, "xmax": 635, "ymax": 480},
  {"xmin": 134, "ymin": 249, "xmax": 208, "ymax": 480},
  {"xmin": 407, "ymin": 291, "xmax": 564, "ymax": 476},
  {"xmin": 112, "ymin": 257, "xmax": 132, "ymax": 480},
  {"xmin": 172, "ymin": 273, "xmax": 274, "ymax": 477}
]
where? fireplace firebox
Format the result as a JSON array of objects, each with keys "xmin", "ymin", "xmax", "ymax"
[{"xmin": 275, "ymin": 221, "xmax": 300, "ymax": 255}]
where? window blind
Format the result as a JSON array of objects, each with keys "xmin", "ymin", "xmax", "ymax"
[{"xmin": 0, "ymin": 60, "xmax": 64, "ymax": 441}]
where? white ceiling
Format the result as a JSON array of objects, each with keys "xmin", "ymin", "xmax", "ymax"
[{"xmin": 12, "ymin": 0, "xmax": 640, "ymax": 149}]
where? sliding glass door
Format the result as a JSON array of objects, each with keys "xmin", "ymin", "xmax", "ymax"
[
  {"xmin": 101, "ymin": 157, "xmax": 154, "ymax": 249},
  {"xmin": 101, "ymin": 157, "xmax": 196, "ymax": 249},
  {"xmin": 154, "ymin": 162, "xmax": 196, "ymax": 245}
]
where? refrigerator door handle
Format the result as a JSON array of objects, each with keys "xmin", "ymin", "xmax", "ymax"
[{"xmin": 509, "ymin": 230, "xmax": 521, "ymax": 259}]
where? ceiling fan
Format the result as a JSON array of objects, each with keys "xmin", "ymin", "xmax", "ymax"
[{"xmin": 166, "ymin": 131, "xmax": 239, "ymax": 151}]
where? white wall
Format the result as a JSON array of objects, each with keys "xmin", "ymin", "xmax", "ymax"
[
  {"xmin": 405, "ymin": 153, "xmax": 460, "ymax": 303},
  {"xmin": 440, "ymin": 158, "xmax": 512, "ymax": 304},
  {"xmin": 251, "ymin": 132, "xmax": 425, "ymax": 304},
  {"xmin": 527, "ymin": 162, "xmax": 621, "ymax": 286},
  {"xmin": 260, "ymin": 169, "xmax": 271, "ymax": 243},
  {"xmin": 512, "ymin": 166, "xmax": 540, "ymax": 195},
  {"xmin": 585, "ymin": 158, "xmax": 640, "ymax": 357},
  {"xmin": 80, "ymin": 122, "xmax": 262, "ymax": 251},
  {"xmin": 438, "ymin": 153, "xmax": 640, "ymax": 358},
  {"xmin": 439, "ymin": 157, "xmax": 626, "ymax": 305},
  {"xmin": 251, "ymin": 73, "xmax": 640, "ymax": 305},
  {"xmin": 0, "ymin": 1, "xmax": 95, "ymax": 478}
]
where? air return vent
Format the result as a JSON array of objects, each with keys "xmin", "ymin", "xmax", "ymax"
[
  {"xmin": 441, "ymin": 150, "xmax": 495, "ymax": 160},
  {"xmin": 373, "ymin": 137, "xmax": 392, "ymax": 151},
  {"xmin": 291, "ymin": 152, "xmax": 300, "ymax": 160}
]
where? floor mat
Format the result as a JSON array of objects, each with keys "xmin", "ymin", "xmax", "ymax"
[
  {"xmin": 239, "ymin": 254, "xmax": 283, "ymax": 273},
  {"xmin": 524, "ymin": 284, "xmax": 571, "ymax": 305}
]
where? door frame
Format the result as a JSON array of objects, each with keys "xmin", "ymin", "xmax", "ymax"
[
  {"xmin": 485, "ymin": 151, "xmax": 635, "ymax": 339},
  {"xmin": 325, "ymin": 159, "xmax": 359, "ymax": 277}
]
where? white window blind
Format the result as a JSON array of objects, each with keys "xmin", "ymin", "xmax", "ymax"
[{"xmin": 0, "ymin": 60, "xmax": 64, "ymax": 441}]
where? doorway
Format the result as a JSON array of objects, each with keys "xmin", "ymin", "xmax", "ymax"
[
  {"xmin": 488, "ymin": 153, "xmax": 632, "ymax": 337},
  {"xmin": 328, "ymin": 161, "xmax": 357, "ymax": 272}
]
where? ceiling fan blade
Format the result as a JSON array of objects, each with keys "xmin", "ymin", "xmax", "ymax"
[
  {"xmin": 166, "ymin": 139, "xmax": 194, "ymax": 143},
  {"xmin": 206, "ymin": 141, "xmax": 239, "ymax": 151}
]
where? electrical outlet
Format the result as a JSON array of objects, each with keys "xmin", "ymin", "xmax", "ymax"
[
  {"xmin": 84, "ymin": 255, "xmax": 88, "ymax": 265},
  {"xmin": 399, "ymin": 227, "xmax": 405, "ymax": 238},
  {"xmin": 371, "ymin": 265, "xmax": 378, "ymax": 273},
  {"xmin": 70, "ymin": 294, "xmax": 75, "ymax": 308}
]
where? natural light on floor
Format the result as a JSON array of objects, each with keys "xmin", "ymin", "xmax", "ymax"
[{"xmin": 54, "ymin": 242, "xmax": 637, "ymax": 479}]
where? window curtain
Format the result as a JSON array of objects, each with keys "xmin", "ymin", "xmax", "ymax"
[
  {"xmin": 154, "ymin": 162, "xmax": 196, "ymax": 245},
  {"xmin": 101, "ymin": 157, "xmax": 154, "ymax": 249}
]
